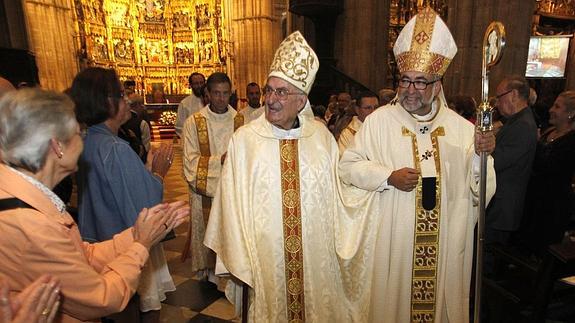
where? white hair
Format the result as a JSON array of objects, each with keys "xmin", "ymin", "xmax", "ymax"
[{"xmin": 0, "ymin": 88, "xmax": 77, "ymax": 173}]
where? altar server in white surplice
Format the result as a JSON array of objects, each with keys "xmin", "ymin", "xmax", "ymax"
[
  {"xmin": 204, "ymin": 31, "xmax": 349, "ymax": 322},
  {"xmin": 181, "ymin": 72, "xmax": 244, "ymax": 278},
  {"xmin": 239, "ymin": 82, "xmax": 264, "ymax": 123},
  {"xmin": 337, "ymin": 91, "xmax": 379, "ymax": 157},
  {"xmin": 337, "ymin": 7, "xmax": 497, "ymax": 323},
  {"xmin": 175, "ymin": 72, "xmax": 205, "ymax": 138}
]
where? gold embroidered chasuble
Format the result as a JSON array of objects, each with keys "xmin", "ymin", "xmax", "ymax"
[
  {"xmin": 181, "ymin": 105, "xmax": 243, "ymax": 269},
  {"xmin": 337, "ymin": 95, "xmax": 496, "ymax": 323},
  {"xmin": 337, "ymin": 116, "xmax": 362, "ymax": 157},
  {"xmin": 239, "ymin": 105, "xmax": 265, "ymax": 124},
  {"xmin": 204, "ymin": 102, "xmax": 349, "ymax": 322}
]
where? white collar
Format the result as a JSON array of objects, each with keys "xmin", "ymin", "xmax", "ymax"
[
  {"xmin": 270, "ymin": 119, "xmax": 302, "ymax": 139},
  {"xmin": 7, "ymin": 166, "xmax": 66, "ymax": 213}
]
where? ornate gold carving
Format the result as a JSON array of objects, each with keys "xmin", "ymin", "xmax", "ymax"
[
  {"xmin": 279, "ymin": 139, "xmax": 306, "ymax": 323},
  {"xmin": 403, "ymin": 126, "xmax": 445, "ymax": 323},
  {"xmin": 73, "ymin": 0, "xmax": 228, "ymax": 95},
  {"xmin": 537, "ymin": 0, "xmax": 575, "ymax": 17}
]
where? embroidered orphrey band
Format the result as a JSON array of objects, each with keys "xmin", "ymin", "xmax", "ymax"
[
  {"xmin": 403, "ymin": 126, "xmax": 444, "ymax": 323},
  {"xmin": 279, "ymin": 139, "xmax": 306, "ymax": 322},
  {"xmin": 193, "ymin": 113, "xmax": 210, "ymax": 197},
  {"xmin": 234, "ymin": 114, "xmax": 244, "ymax": 131}
]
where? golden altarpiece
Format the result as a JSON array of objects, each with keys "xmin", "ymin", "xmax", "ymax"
[{"xmin": 73, "ymin": 0, "xmax": 229, "ymax": 98}]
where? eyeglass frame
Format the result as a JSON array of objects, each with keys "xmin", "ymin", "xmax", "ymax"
[
  {"xmin": 263, "ymin": 85, "xmax": 305, "ymax": 100},
  {"xmin": 397, "ymin": 78, "xmax": 440, "ymax": 91},
  {"xmin": 495, "ymin": 89, "xmax": 513, "ymax": 100}
]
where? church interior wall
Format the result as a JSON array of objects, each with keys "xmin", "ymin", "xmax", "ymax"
[{"xmin": 1, "ymin": 0, "xmax": 574, "ymax": 104}]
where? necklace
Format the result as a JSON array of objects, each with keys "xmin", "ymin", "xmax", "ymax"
[{"xmin": 547, "ymin": 128, "xmax": 572, "ymax": 143}]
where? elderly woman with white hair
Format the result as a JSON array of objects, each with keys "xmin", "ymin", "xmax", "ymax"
[{"xmin": 0, "ymin": 88, "xmax": 188, "ymax": 323}]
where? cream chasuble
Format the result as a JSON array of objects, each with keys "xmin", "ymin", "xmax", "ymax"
[
  {"xmin": 338, "ymin": 95, "xmax": 496, "ymax": 323},
  {"xmin": 337, "ymin": 116, "xmax": 362, "ymax": 157},
  {"xmin": 204, "ymin": 103, "xmax": 350, "ymax": 322},
  {"xmin": 239, "ymin": 105, "xmax": 264, "ymax": 124},
  {"xmin": 182, "ymin": 105, "xmax": 243, "ymax": 271}
]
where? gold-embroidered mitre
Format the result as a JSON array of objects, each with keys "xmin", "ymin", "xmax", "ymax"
[
  {"xmin": 268, "ymin": 31, "xmax": 319, "ymax": 94},
  {"xmin": 393, "ymin": 7, "xmax": 457, "ymax": 76}
]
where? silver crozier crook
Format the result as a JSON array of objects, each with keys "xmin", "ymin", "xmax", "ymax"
[{"xmin": 474, "ymin": 21, "xmax": 506, "ymax": 323}]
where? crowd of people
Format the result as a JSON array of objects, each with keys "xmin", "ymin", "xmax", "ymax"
[{"xmin": 0, "ymin": 5, "xmax": 574, "ymax": 323}]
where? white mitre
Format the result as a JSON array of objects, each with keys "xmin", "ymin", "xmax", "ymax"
[
  {"xmin": 393, "ymin": 7, "xmax": 457, "ymax": 76},
  {"xmin": 268, "ymin": 31, "xmax": 319, "ymax": 94}
]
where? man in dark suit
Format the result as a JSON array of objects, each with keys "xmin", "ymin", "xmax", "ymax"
[{"xmin": 485, "ymin": 75, "xmax": 538, "ymax": 276}]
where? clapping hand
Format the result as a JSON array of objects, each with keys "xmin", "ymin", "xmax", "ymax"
[
  {"xmin": 146, "ymin": 144, "xmax": 174, "ymax": 178},
  {"xmin": 133, "ymin": 201, "xmax": 189, "ymax": 249},
  {"xmin": 0, "ymin": 275, "xmax": 60, "ymax": 323}
]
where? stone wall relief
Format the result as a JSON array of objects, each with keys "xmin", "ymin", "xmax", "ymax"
[
  {"xmin": 174, "ymin": 44, "xmax": 195, "ymax": 64},
  {"xmin": 172, "ymin": 12, "xmax": 191, "ymax": 29},
  {"xmin": 108, "ymin": 2, "xmax": 130, "ymax": 27},
  {"xmin": 139, "ymin": 39, "xmax": 169, "ymax": 64},
  {"xmin": 195, "ymin": 4, "xmax": 210, "ymax": 30},
  {"xmin": 113, "ymin": 38, "xmax": 134, "ymax": 61},
  {"xmin": 88, "ymin": 34, "xmax": 109, "ymax": 61},
  {"xmin": 137, "ymin": 0, "xmax": 164, "ymax": 22},
  {"xmin": 84, "ymin": 0, "xmax": 105, "ymax": 24}
]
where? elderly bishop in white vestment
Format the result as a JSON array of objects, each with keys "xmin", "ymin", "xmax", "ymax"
[{"xmin": 205, "ymin": 31, "xmax": 349, "ymax": 322}]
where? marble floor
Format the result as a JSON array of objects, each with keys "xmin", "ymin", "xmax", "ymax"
[{"xmin": 157, "ymin": 139, "xmax": 236, "ymax": 323}]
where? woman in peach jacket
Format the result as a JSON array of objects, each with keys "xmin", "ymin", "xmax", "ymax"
[{"xmin": 0, "ymin": 88, "xmax": 188, "ymax": 323}]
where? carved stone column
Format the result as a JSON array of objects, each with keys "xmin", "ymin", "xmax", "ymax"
[
  {"xmin": 226, "ymin": 0, "xmax": 286, "ymax": 104},
  {"xmin": 334, "ymin": 0, "xmax": 390, "ymax": 92}
]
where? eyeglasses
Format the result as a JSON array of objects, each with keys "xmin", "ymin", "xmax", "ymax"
[
  {"xmin": 495, "ymin": 89, "xmax": 513, "ymax": 100},
  {"xmin": 263, "ymin": 86, "xmax": 303, "ymax": 100},
  {"xmin": 398, "ymin": 79, "xmax": 439, "ymax": 90}
]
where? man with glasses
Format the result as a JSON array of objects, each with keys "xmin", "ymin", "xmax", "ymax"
[
  {"xmin": 181, "ymin": 72, "xmax": 244, "ymax": 281},
  {"xmin": 204, "ymin": 31, "xmax": 349, "ymax": 322},
  {"xmin": 484, "ymin": 75, "xmax": 537, "ymax": 277},
  {"xmin": 338, "ymin": 7, "xmax": 496, "ymax": 322},
  {"xmin": 337, "ymin": 91, "xmax": 379, "ymax": 156}
]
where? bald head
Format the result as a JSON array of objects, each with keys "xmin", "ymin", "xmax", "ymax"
[{"xmin": 0, "ymin": 77, "xmax": 15, "ymax": 97}]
